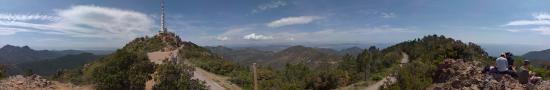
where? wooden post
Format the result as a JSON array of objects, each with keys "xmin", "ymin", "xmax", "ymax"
[{"xmin": 252, "ymin": 63, "xmax": 258, "ymax": 90}]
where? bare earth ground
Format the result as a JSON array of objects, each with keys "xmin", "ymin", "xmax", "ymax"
[
  {"xmin": 146, "ymin": 49, "xmax": 241, "ymax": 90},
  {"xmin": 186, "ymin": 60, "xmax": 243, "ymax": 90},
  {"xmin": 147, "ymin": 50, "xmax": 178, "ymax": 64},
  {"xmin": 51, "ymin": 81, "xmax": 94, "ymax": 90},
  {"xmin": 193, "ymin": 67, "xmax": 227, "ymax": 90}
]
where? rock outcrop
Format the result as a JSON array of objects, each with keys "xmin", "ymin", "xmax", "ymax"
[
  {"xmin": 429, "ymin": 59, "xmax": 550, "ymax": 90},
  {"xmin": 0, "ymin": 75, "xmax": 54, "ymax": 90}
]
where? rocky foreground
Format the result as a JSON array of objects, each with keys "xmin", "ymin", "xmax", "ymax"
[
  {"xmin": 0, "ymin": 75, "xmax": 93, "ymax": 90},
  {"xmin": 0, "ymin": 75, "xmax": 54, "ymax": 89},
  {"xmin": 429, "ymin": 59, "xmax": 550, "ymax": 90}
]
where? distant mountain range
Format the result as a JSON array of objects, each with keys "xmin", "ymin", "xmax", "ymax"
[
  {"xmin": 13, "ymin": 53, "xmax": 102, "ymax": 75},
  {"xmin": 205, "ymin": 45, "xmax": 363, "ymax": 69},
  {"xmin": 221, "ymin": 43, "xmax": 546, "ymax": 57},
  {"xmin": 0, "ymin": 45, "xmax": 111, "ymax": 75},
  {"xmin": 0, "ymin": 45, "xmax": 112, "ymax": 64},
  {"xmin": 523, "ymin": 49, "xmax": 550, "ymax": 66},
  {"xmin": 0, "ymin": 45, "xmax": 72, "ymax": 64}
]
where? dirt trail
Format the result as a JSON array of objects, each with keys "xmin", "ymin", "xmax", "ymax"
[
  {"xmin": 185, "ymin": 60, "xmax": 242, "ymax": 90},
  {"xmin": 51, "ymin": 81, "xmax": 94, "ymax": 90},
  {"xmin": 147, "ymin": 50, "xmax": 178, "ymax": 64},
  {"xmin": 363, "ymin": 53, "xmax": 409, "ymax": 90},
  {"xmin": 145, "ymin": 48, "xmax": 239, "ymax": 90},
  {"xmin": 193, "ymin": 68, "xmax": 226, "ymax": 90}
]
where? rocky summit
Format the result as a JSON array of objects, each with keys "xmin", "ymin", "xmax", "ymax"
[{"xmin": 429, "ymin": 59, "xmax": 550, "ymax": 90}]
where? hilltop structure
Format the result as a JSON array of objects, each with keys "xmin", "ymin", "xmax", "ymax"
[
  {"xmin": 153, "ymin": 0, "xmax": 182, "ymax": 52},
  {"xmin": 159, "ymin": 0, "xmax": 167, "ymax": 33}
]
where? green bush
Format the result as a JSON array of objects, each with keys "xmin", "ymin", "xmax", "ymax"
[
  {"xmin": 389, "ymin": 61, "xmax": 435, "ymax": 90},
  {"xmin": 84, "ymin": 50, "xmax": 154, "ymax": 90},
  {"xmin": 153, "ymin": 63, "xmax": 207, "ymax": 90}
]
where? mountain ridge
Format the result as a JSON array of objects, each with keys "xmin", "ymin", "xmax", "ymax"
[{"xmin": 523, "ymin": 49, "xmax": 550, "ymax": 66}]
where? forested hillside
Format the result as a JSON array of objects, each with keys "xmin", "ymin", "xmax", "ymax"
[
  {"xmin": 54, "ymin": 32, "xmax": 207, "ymax": 89},
  {"xmin": 381, "ymin": 35, "xmax": 493, "ymax": 89},
  {"xmin": 15, "ymin": 53, "xmax": 101, "ymax": 76},
  {"xmin": 46, "ymin": 34, "xmax": 550, "ymax": 90},
  {"xmin": 206, "ymin": 45, "xmax": 362, "ymax": 69}
]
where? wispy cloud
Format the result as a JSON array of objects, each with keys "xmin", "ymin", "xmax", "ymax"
[
  {"xmin": 535, "ymin": 13, "xmax": 550, "ymax": 20},
  {"xmin": 531, "ymin": 26, "xmax": 550, "ymax": 35},
  {"xmin": 273, "ymin": 25, "xmax": 412, "ymax": 43},
  {"xmin": 0, "ymin": 14, "xmax": 60, "ymax": 21},
  {"xmin": 0, "ymin": 5, "xmax": 154, "ymax": 39},
  {"xmin": 381, "ymin": 12, "xmax": 396, "ymax": 18},
  {"xmin": 252, "ymin": 0, "xmax": 287, "ymax": 13},
  {"xmin": 267, "ymin": 16, "xmax": 323, "ymax": 28},
  {"xmin": 0, "ymin": 27, "xmax": 30, "ymax": 35},
  {"xmin": 243, "ymin": 33, "xmax": 273, "ymax": 40},
  {"xmin": 504, "ymin": 13, "xmax": 550, "ymax": 35},
  {"xmin": 216, "ymin": 36, "xmax": 230, "ymax": 41},
  {"xmin": 505, "ymin": 20, "xmax": 550, "ymax": 26},
  {"xmin": 356, "ymin": 10, "xmax": 397, "ymax": 19}
]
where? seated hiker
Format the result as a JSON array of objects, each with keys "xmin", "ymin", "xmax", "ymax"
[
  {"xmin": 496, "ymin": 53, "xmax": 517, "ymax": 78},
  {"xmin": 518, "ymin": 60, "xmax": 542, "ymax": 84},
  {"xmin": 518, "ymin": 60, "xmax": 531, "ymax": 84},
  {"xmin": 505, "ymin": 52, "xmax": 515, "ymax": 70}
]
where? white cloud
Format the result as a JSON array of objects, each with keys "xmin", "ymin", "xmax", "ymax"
[
  {"xmin": 505, "ymin": 20, "xmax": 550, "ymax": 26},
  {"xmin": 53, "ymin": 5, "xmax": 154, "ymax": 38},
  {"xmin": 287, "ymin": 37, "xmax": 295, "ymax": 41},
  {"xmin": 506, "ymin": 13, "xmax": 550, "ymax": 26},
  {"xmin": 0, "ymin": 27, "xmax": 30, "ymax": 35},
  {"xmin": 243, "ymin": 33, "xmax": 273, "ymax": 40},
  {"xmin": 534, "ymin": 13, "xmax": 550, "ymax": 20},
  {"xmin": 252, "ymin": 1, "xmax": 287, "ymax": 13},
  {"xmin": 267, "ymin": 16, "xmax": 322, "ymax": 27},
  {"xmin": 381, "ymin": 12, "xmax": 396, "ymax": 18},
  {"xmin": 504, "ymin": 13, "xmax": 550, "ymax": 35},
  {"xmin": 0, "ymin": 14, "xmax": 60, "ymax": 21},
  {"xmin": 0, "ymin": 5, "xmax": 154, "ymax": 39},
  {"xmin": 531, "ymin": 26, "xmax": 550, "ymax": 35},
  {"xmin": 216, "ymin": 36, "xmax": 230, "ymax": 41},
  {"xmin": 268, "ymin": 25, "xmax": 414, "ymax": 44},
  {"xmin": 506, "ymin": 29, "xmax": 521, "ymax": 32}
]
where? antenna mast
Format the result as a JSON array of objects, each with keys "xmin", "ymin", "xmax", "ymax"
[{"xmin": 160, "ymin": 0, "xmax": 167, "ymax": 33}]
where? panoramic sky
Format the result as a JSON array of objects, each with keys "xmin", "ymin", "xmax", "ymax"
[{"xmin": 0, "ymin": 0, "xmax": 550, "ymax": 52}]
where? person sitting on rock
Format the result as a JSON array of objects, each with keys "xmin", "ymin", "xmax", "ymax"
[
  {"xmin": 518, "ymin": 60, "xmax": 542, "ymax": 84},
  {"xmin": 496, "ymin": 53, "xmax": 517, "ymax": 78},
  {"xmin": 505, "ymin": 52, "xmax": 515, "ymax": 70},
  {"xmin": 518, "ymin": 60, "xmax": 531, "ymax": 84}
]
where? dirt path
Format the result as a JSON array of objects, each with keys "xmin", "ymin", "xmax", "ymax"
[
  {"xmin": 185, "ymin": 60, "xmax": 242, "ymax": 90},
  {"xmin": 363, "ymin": 53, "xmax": 409, "ymax": 90},
  {"xmin": 193, "ymin": 68, "xmax": 226, "ymax": 90},
  {"xmin": 146, "ymin": 49, "xmax": 240, "ymax": 90},
  {"xmin": 51, "ymin": 81, "xmax": 94, "ymax": 90},
  {"xmin": 147, "ymin": 50, "xmax": 178, "ymax": 64}
]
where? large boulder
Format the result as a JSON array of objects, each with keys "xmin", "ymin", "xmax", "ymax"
[{"xmin": 429, "ymin": 59, "xmax": 549, "ymax": 90}]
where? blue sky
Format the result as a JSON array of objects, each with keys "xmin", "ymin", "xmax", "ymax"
[{"xmin": 0, "ymin": 0, "xmax": 550, "ymax": 54}]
